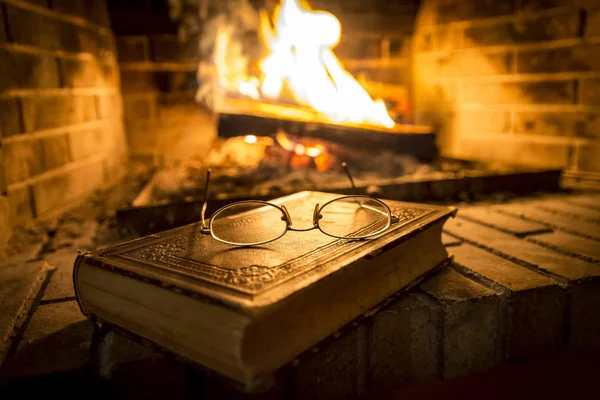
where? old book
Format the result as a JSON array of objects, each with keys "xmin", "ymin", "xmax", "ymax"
[{"xmin": 74, "ymin": 191, "xmax": 455, "ymax": 388}]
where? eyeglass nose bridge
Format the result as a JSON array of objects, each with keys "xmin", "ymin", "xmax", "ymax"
[
  {"xmin": 281, "ymin": 204, "xmax": 322, "ymax": 227},
  {"xmin": 313, "ymin": 203, "xmax": 322, "ymax": 226},
  {"xmin": 280, "ymin": 205, "xmax": 293, "ymax": 226}
]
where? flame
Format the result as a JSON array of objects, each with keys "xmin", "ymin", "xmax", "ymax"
[
  {"xmin": 306, "ymin": 146, "xmax": 323, "ymax": 157},
  {"xmin": 275, "ymin": 130, "xmax": 296, "ymax": 152},
  {"xmin": 239, "ymin": 77, "xmax": 260, "ymax": 99},
  {"xmin": 224, "ymin": 0, "xmax": 395, "ymax": 128}
]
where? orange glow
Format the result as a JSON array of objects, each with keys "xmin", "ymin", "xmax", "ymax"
[
  {"xmin": 242, "ymin": 135, "xmax": 275, "ymax": 146},
  {"xmin": 313, "ymin": 152, "xmax": 333, "ymax": 171},
  {"xmin": 238, "ymin": 77, "xmax": 260, "ymax": 99},
  {"xmin": 275, "ymin": 130, "xmax": 326, "ymax": 159},
  {"xmin": 306, "ymin": 145, "xmax": 323, "ymax": 157},
  {"xmin": 218, "ymin": 0, "xmax": 395, "ymax": 128},
  {"xmin": 275, "ymin": 130, "xmax": 296, "ymax": 152},
  {"xmin": 244, "ymin": 134, "xmax": 258, "ymax": 144}
]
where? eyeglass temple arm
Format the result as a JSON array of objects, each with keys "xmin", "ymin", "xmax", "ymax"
[
  {"xmin": 342, "ymin": 162, "xmax": 400, "ymax": 225},
  {"xmin": 200, "ymin": 168, "xmax": 211, "ymax": 230},
  {"xmin": 341, "ymin": 162, "xmax": 358, "ymax": 195}
]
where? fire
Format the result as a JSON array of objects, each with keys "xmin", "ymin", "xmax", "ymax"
[
  {"xmin": 242, "ymin": 134, "xmax": 274, "ymax": 146},
  {"xmin": 275, "ymin": 131, "xmax": 324, "ymax": 158},
  {"xmin": 244, "ymin": 134, "xmax": 258, "ymax": 144},
  {"xmin": 244, "ymin": 132, "xmax": 334, "ymax": 170},
  {"xmin": 221, "ymin": 0, "xmax": 395, "ymax": 129},
  {"xmin": 274, "ymin": 131, "xmax": 333, "ymax": 170}
]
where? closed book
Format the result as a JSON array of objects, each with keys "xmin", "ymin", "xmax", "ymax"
[{"xmin": 74, "ymin": 191, "xmax": 455, "ymax": 388}]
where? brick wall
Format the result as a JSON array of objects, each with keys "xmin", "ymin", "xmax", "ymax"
[
  {"xmin": 0, "ymin": 0, "xmax": 126, "ymax": 240},
  {"xmin": 116, "ymin": 34, "xmax": 216, "ymax": 165},
  {"xmin": 413, "ymin": 0, "xmax": 600, "ymax": 174},
  {"xmin": 107, "ymin": 0, "xmax": 216, "ymax": 166}
]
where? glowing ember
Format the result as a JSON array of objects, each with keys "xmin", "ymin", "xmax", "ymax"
[
  {"xmin": 218, "ymin": 0, "xmax": 395, "ymax": 129},
  {"xmin": 242, "ymin": 131, "xmax": 333, "ymax": 171},
  {"xmin": 306, "ymin": 146, "xmax": 323, "ymax": 158},
  {"xmin": 244, "ymin": 134, "xmax": 258, "ymax": 144},
  {"xmin": 275, "ymin": 130, "xmax": 325, "ymax": 158},
  {"xmin": 243, "ymin": 135, "xmax": 275, "ymax": 146}
]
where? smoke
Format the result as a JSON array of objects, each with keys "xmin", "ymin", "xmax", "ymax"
[{"xmin": 168, "ymin": 0, "xmax": 264, "ymax": 109}]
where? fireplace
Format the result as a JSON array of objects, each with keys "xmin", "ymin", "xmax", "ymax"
[
  {"xmin": 108, "ymin": 0, "xmax": 572, "ymax": 233},
  {"xmin": 3, "ymin": 1, "xmax": 600, "ymax": 397},
  {"xmin": 3, "ymin": 0, "xmax": 598, "ymax": 243}
]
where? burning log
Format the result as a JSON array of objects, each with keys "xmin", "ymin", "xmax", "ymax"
[
  {"xmin": 215, "ymin": 95, "xmax": 438, "ymax": 162},
  {"xmin": 191, "ymin": 0, "xmax": 437, "ymax": 161}
]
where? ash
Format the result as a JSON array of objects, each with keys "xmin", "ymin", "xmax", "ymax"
[{"xmin": 148, "ymin": 136, "xmax": 488, "ymax": 204}]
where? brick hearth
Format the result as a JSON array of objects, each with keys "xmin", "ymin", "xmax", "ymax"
[{"xmin": 1, "ymin": 185, "xmax": 598, "ymax": 398}]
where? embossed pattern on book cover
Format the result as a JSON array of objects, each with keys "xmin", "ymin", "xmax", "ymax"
[{"xmin": 103, "ymin": 192, "xmax": 437, "ymax": 296}]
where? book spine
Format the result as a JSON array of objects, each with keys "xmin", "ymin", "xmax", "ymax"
[{"xmin": 72, "ymin": 252, "xmax": 91, "ymax": 318}]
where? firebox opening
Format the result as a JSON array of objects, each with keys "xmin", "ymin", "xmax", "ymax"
[{"xmin": 3, "ymin": 0, "xmax": 596, "ymax": 239}]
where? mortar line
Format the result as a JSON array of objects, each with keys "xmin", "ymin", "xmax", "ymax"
[
  {"xmin": 119, "ymin": 62, "xmax": 199, "ymax": 72},
  {"xmin": 431, "ymin": 102, "xmax": 600, "ymax": 112},
  {"xmin": 450, "ymin": 262, "xmax": 512, "ymax": 294},
  {"xmin": 525, "ymin": 237, "xmax": 600, "ymax": 264},
  {"xmin": 414, "ymin": 289, "xmax": 444, "ymax": 380},
  {"xmin": 466, "ymin": 253, "xmax": 572, "ymax": 361},
  {"xmin": 535, "ymin": 206, "xmax": 600, "ymax": 224},
  {"xmin": 578, "ymin": 8, "xmax": 588, "ymax": 38},
  {"xmin": 418, "ymin": 6, "xmax": 575, "ymax": 31},
  {"xmin": 39, "ymin": 296, "xmax": 77, "ymax": 305},
  {"xmin": 2, "ymin": 119, "xmax": 112, "ymax": 143},
  {"xmin": 0, "ymin": 0, "xmax": 111, "ymax": 33},
  {"xmin": 415, "ymin": 38, "xmax": 584, "ymax": 57},
  {"xmin": 0, "ymin": 41, "xmax": 106, "ymax": 61},
  {"xmin": 6, "ymin": 152, "xmax": 110, "ymax": 192},
  {"xmin": 33, "ymin": 159, "xmax": 129, "ymax": 223},
  {"xmin": 347, "ymin": 30, "xmax": 408, "ymax": 38},
  {"xmin": 451, "ymin": 263, "xmax": 515, "ymax": 363},
  {"xmin": 563, "ymin": 169, "xmax": 600, "ymax": 178},
  {"xmin": 442, "ymin": 230, "xmax": 570, "ymax": 285},
  {"xmin": 438, "ymin": 72, "xmax": 600, "ymax": 84},
  {"xmin": 456, "ymin": 213, "xmax": 552, "ymax": 238},
  {"xmin": 454, "ymin": 132, "xmax": 594, "ymax": 146},
  {"xmin": 494, "ymin": 208, "xmax": 600, "ymax": 242},
  {"xmin": 343, "ymin": 57, "xmax": 409, "ymax": 68},
  {"xmin": 564, "ymin": 199, "xmax": 600, "ymax": 211},
  {"xmin": 0, "ymin": 87, "xmax": 119, "ymax": 99}
]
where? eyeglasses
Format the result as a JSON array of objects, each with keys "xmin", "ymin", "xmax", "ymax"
[{"xmin": 200, "ymin": 162, "xmax": 400, "ymax": 246}]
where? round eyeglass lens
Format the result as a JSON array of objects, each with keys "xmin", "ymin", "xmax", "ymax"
[
  {"xmin": 318, "ymin": 196, "xmax": 391, "ymax": 239},
  {"xmin": 210, "ymin": 201, "xmax": 288, "ymax": 245}
]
